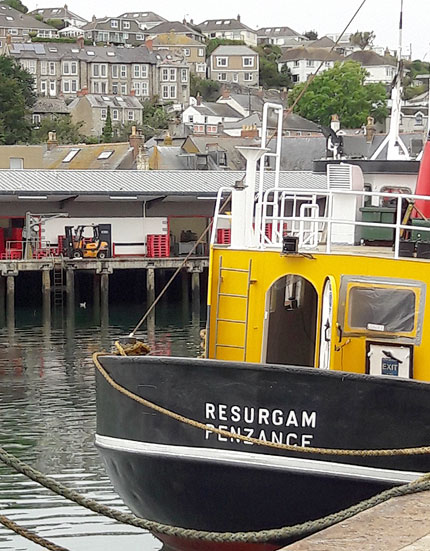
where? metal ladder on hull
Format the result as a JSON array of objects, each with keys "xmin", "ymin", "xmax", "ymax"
[
  {"xmin": 53, "ymin": 260, "xmax": 64, "ymax": 308},
  {"xmin": 214, "ymin": 256, "xmax": 253, "ymax": 361}
]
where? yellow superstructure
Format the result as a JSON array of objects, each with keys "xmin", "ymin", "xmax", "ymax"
[{"xmin": 207, "ymin": 246, "xmax": 430, "ymax": 382}]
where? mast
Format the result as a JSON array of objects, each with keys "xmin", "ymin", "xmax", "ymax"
[{"xmin": 371, "ymin": 0, "xmax": 410, "ymax": 161}]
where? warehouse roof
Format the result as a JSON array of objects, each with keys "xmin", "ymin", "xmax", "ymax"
[{"xmin": 0, "ymin": 170, "xmax": 326, "ymax": 196}]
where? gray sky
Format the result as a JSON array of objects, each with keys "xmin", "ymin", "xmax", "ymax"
[{"xmin": 27, "ymin": 0, "xmax": 430, "ymax": 60}]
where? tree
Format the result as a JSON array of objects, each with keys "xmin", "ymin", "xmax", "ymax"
[
  {"xmin": 2, "ymin": 0, "xmax": 28, "ymax": 13},
  {"xmin": 190, "ymin": 74, "xmax": 221, "ymax": 101},
  {"xmin": 0, "ymin": 56, "xmax": 35, "ymax": 144},
  {"xmin": 142, "ymin": 100, "xmax": 172, "ymax": 138},
  {"xmin": 31, "ymin": 115, "xmax": 84, "ymax": 144},
  {"xmin": 45, "ymin": 18, "xmax": 65, "ymax": 30},
  {"xmin": 102, "ymin": 106, "xmax": 113, "ymax": 143},
  {"xmin": 349, "ymin": 31, "xmax": 375, "ymax": 50},
  {"xmin": 206, "ymin": 38, "xmax": 245, "ymax": 57},
  {"xmin": 303, "ymin": 30, "xmax": 318, "ymax": 41},
  {"xmin": 288, "ymin": 61, "xmax": 388, "ymax": 128},
  {"xmin": 257, "ymin": 44, "xmax": 292, "ymax": 89}
]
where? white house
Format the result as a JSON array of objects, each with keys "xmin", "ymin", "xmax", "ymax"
[
  {"xmin": 345, "ymin": 50, "xmax": 397, "ymax": 84},
  {"xmin": 278, "ymin": 47, "xmax": 342, "ymax": 84},
  {"xmin": 198, "ymin": 16, "xmax": 257, "ymax": 47},
  {"xmin": 182, "ymin": 99, "xmax": 242, "ymax": 134}
]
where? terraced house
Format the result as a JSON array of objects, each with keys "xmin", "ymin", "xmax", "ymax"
[
  {"xmin": 0, "ymin": 2, "xmax": 57, "ymax": 48},
  {"xmin": 209, "ymin": 45, "xmax": 259, "ymax": 86},
  {"xmin": 151, "ymin": 33, "xmax": 206, "ymax": 74},
  {"xmin": 81, "ymin": 15, "xmax": 145, "ymax": 46},
  {"xmin": 9, "ymin": 38, "xmax": 190, "ymax": 107}
]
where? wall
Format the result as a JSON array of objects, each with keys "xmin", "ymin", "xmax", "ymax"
[{"xmin": 0, "ymin": 146, "xmax": 44, "ymax": 169}]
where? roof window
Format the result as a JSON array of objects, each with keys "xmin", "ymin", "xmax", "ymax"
[
  {"xmin": 97, "ymin": 150, "xmax": 114, "ymax": 160},
  {"xmin": 49, "ymin": 47, "xmax": 58, "ymax": 52},
  {"xmin": 71, "ymin": 48, "xmax": 79, "ymax": 53},
  {"xmin": 87, "ymin": 50, "xmax": 95, "ymax": 56},
  {"xmin": 62, "ymin": 148, "xmax": 80, "ymax": 163},
  {"xmin": 216, "ymin": 20, "xmax": 222, "ymax": 24},
  {"xmin": 107, "ymin": 51, "xmax": 115, "ymax": 56},
  {"xmin": 6, "ymin": 16, "xmax": 13, "ymax": 20},
  {"xmin": 102, "ymin": 96, "xmax": 110, "ymax": 101}
]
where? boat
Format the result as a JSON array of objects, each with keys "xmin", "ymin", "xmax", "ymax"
[{"xmin": 95, "ymin": 102, "xmax": 430, "ymax": 550}]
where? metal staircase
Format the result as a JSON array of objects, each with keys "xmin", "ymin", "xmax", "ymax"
[{"xmin": 214, "ymin": 256, "xmax": 253, "ymax": 361}]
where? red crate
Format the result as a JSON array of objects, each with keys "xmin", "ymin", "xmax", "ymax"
[
  {"xmin": 217, "ymin": 228, "xmax": 231, "ymax": 244},
  {"xmin": 265, "ymin": 223, "xmax": 273, "ymax": 240},
  {"xmin": 147, "ymin": 234, "xmax": 170, "ymax": 258}
]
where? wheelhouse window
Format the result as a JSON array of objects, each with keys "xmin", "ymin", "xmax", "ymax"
[{"xmin": 338, "ymin": 276, "xmax": 425, "ymax": 343}]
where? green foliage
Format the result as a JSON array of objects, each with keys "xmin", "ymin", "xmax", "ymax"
[
  {"xmin": 288, "ymin": 61, "xmax": 388, "ymax": 128},
  {"xmin": 45, "ymin": 18, "xmax": 65, "ymax": 30},
  {"xmin": 142, "ymin": 100, "xmax": 171, "ymax": 138},
  {"xmin": 303, "ymin": 30, "xmax": 318, "ymax": 41},
  {"xmin": 206, "ymin": 38, "xmax": 245, "ymax": 57},
  {"xmin": 34, "ymin": 14, "xmax": 43, "ymax": 21},
  {"xmin": 403, "ymin": 84, "xmax": 427, "ymax": 100},
  {"xmin": 31, "ymin": 115, "xmax": 84, "ymax": 144},
  {"xmin": 349, "ymin": 31, "xmax": 375, "ymax": 50},
  {"xmin": 2, "ymin": 0, "xmax": 28, "ymax": 13},
  {"xmin": 257, "ymin": 44, "xmax": 292, "ymax": 89},
  {"xmin": 102, "ymin": 106, "xmax": 113, "ymax": 143},
  {"xmin": 190, "ymin": 74, "xmax": 221, "ymax": 101},
  {"xmin": 0, "ymin": 56, "xmax": 35, "ymax": 144},
  {"xmin": 31, "ymin": 37, "xmax": 92, "ymax": 44},
  {"xmin": 113, "ymin": 121, "xmax": 139, "ymax": 142}
]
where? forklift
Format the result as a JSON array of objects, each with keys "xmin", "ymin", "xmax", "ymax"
[{"xmin": 64, "ymin": 224, "xmax": 112, "ymax": 259}]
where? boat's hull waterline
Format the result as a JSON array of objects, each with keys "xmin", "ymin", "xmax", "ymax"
[{"xmin": 95, "ymin": 355, "xmax": 430, "ymax": 551}]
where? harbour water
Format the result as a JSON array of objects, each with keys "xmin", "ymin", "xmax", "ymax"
[{"xmin": 0, "ymin": 299, "xmax": 204, "ymax": 551}]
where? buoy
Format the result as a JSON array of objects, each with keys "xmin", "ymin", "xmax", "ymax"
[{"xmin": 413, "ymin": 133, "xmax": 430, "ymax": 219}]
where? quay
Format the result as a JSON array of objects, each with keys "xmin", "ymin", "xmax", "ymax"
[
  {"xmin": 0, "ymin": 256, "xmax": 209, "ymax": 325},
  {"xmin": 282, "ymin": 489, "xmax": 430, "ymax": 550}
]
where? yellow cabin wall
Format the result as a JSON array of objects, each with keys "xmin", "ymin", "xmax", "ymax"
[{"xmin": 207, "ymin": 247, "xmax": 430, "ymax": 381}]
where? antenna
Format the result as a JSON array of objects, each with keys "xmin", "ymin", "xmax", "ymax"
[{"xmin": 371, "ymin": 0, "xmax": 410, "ymax": 161}]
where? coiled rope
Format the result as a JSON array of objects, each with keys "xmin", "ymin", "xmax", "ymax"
[
  {"xmin": 94, "ymin": 347, "xmax": 430, "ymax": 458},
  {"xmin": 1, "ymin": 443, "xmax": 430, "ymax": 545}
]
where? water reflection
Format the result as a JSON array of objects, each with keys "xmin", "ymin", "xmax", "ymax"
[{"xmin": 0, "ymin": 302, "xmax": 205, "ymax": 550}]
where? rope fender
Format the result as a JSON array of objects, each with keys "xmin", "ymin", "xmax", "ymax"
[{"xmin": 1, "ymin": 444, "xmax": 430, "ymax": 544}]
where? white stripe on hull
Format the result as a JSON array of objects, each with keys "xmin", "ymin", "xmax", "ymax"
[{"xmin": 95, "ymin": 434, "xmax": 421, "ymax": 485}]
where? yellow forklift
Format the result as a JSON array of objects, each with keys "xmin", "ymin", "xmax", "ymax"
[{"xmin": 64, "ymin": 224, "xmax": 112, "ymax": 259}]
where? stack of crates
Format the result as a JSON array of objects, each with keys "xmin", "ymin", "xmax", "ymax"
[
  {"xmin": 147, "ymin": 234, "xmax": 170, "ymax": 257},
  {"xmin": 217, "ymin": 228, "xmax": 231, "ymax": 244}
]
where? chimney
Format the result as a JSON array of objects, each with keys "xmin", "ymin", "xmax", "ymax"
[
  {"xmin": 92, "ymin": 14, "xmax": 97, "ymax": 22},
  {"xmin": 218, "ymin": 122, "xmax": 224, "ymax": 134},
  {"xmin": 241, "ymin": 124, "xmax": 258, "ymax": 139},
  {"xmin": 256, "ymin": 87, "xmax": 264, "ymax": 98},
  {"xmin": 76, "ymin": 35, "xmax": 84, "ymax": 49},
  {"xmin": 130, "ymin": 89, "xmax": 136, "ymax": 96},
  {"xmin": 136, "ymin": 145, "xmax": 150, "ymax": 170},
  {"xmin": 77, "ymin": 86, "xmax": 88, "ymax": 97},
  {"xmin": 47, "ymin": 131, "xmax": 58, "ymax": 151},
  {"xmin": 182, "ymin": 17, "xmax": 186, "ymax": 24},
  {"xmin": 145, "ymin": 38, "xmax": 153, "ymax": 51},
  {"xmin": 190, "ymin": 18, "xmax": 194, "ymax": 24},
  {"xmin": 196, "ymin": 93, "xmax": 202, "ymax": 106},
  {"xmin": 6, "ymin": 33, "xmax": 12, "ymax": 46},
  {"xmin": 221, "ymin": 86, "xmax": 230, "ymax": 100},
  {"xmin": 129, "ymin": 126, "xmax": 145, "ymax": 159},
  {"xmin": 365, "ymin": 116, "xmax": 376, "ymax": 143},
  {"xmin": 330, "ymin": 114, "xmax": 340, "ymax": 133},
  {"xmin": 237, "ymin": 14, "xmax": 241, "ymax": 22}
]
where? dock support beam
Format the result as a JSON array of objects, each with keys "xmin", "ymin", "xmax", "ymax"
[
  {"xmin": 0, "ymin": 276, "xmax": 5, "ymax": 325},
  {"xmin": 42, "ymin": 269, "xmax": 51, "ymax": 322},
  {"xmin": 6, "ymin": 275, "xmax": 15, "ymax": 327},
  {"xmin": 100, "ymin": 272, "xmax": 109, "ymax": 325},
  {"xmin": 191, "ymin": 271, "xmax": 200, "ymax": 309},
  {"xmin": 66, "ymin": 268, "xmax": 74, "ymax": 312},
  {"xmin": 146, "ymin": 268, "xmax": 155, "ymax": 335},
  {"xmin": 93, "ymin": 273, "xmax": 100, "ymax": 321}
]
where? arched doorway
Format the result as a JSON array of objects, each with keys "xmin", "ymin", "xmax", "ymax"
[{"xmin": 264, "ymin": 274, "xmax": 318, "ymax": 366}]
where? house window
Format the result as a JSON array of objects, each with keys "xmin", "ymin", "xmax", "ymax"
[
  {"xmin": 41, "ymin": 61, "xmax": 48, "ymax": 75},
  {"xmin": 161, "ymin": 84, "xmax": 176, "ymax": 99},
  {"xmin": 112, "ymin": 82, "xmax": 118, "ymax": 94},
  {"xmin": 198, "ymin": 48, "xmax": 204, "ymax": 57},
  {"xmin": 216, "ymin": 56, "xmax": 228, "ymax": 67},
  {"xmin": 9, "ymin": 158, "xmax": 24, "ymax": 169},
  {"xmin": 132, "ymin": 81, "xmax": 141, "ymax": 95},
  {"xmin": 196, "ymin": 63, "xmax": 206, "ymax": 73},
  {"xmin": 194, "ymin": 124, "xmax": 204, "ymax": 133},
  {"xmin": 112, "ymin": 109, "xmax": 119, "ymax": 121},
  {"xmin": 63, "ymin": 61, "xmax": 70, "ymax": 75},
  {"xmin": 92, "ymin": 81, "xmax": 100, "ymax": 93},
  {"xmin": 141, "ymin": 81, "xmax": 149, "ymax": 96},
  {"xmin": 121, "ymin": 83, "xmax": 127, "ymax": 94},
  {"xmin": 161, "ymin": 68, "xmax": 169, "ymax": 81},
  {"xmin": 233, "ymin": 73, "xmax": 238, "ymax": 82},
  {"xmin": 181, "ymin": 68, "xmax": 188, "ymax": 83},
  {"xmin": 100, "ymin": 64, "xmax": 107, "ymax": 77},
  {"xmin": 306, "ymin": 60, "xmax": 314, "ymax": 67},
  {"xmin": 111, "ymin": 20, "xmax": 118, "ymax": 28},
  {"xmin": 243, "ymin": 56, "xmax": 254, "ymax": 67},
  {"xmin": 188, "ymin": 115, "xmax": 194, "ymax": 123},
  {"xmin": 120, "ymin": 65, "xmax": 127, "ymax": 78},
  {"xmin": 169, "ymin": 84, "xmax": 176, "ymax": 98},
  {"xmin": 244, "ymin": 72, "xmax": 253, "ymax": 81},
  {"xmin": 71, "ymin": 61, "xmax": 77, "ymax": 75},
  {"xmin": 101, "ymin": 109, "xmax": 107, "ymax": 120},
  {"xmin": 128, "ymin": 110, "xmax": 134, "ymax": 120},
  {"xmin": 293, "ymin": 60, "xmax": 299, "ymax": 67},
  {"xmin": 123, "ymin": 21, "xmax": 130, "ymax": 29},
  {"xmin": 92, "ymin": 64, "xmax": 100, "ymax": 77},
  {"xmin": 415, "ymin": 113, "xmax": 424, "ymax": 126},
  {"xmin": 218, "ymin": 72, "xmax": 227, "ymax": 81},
  {"xmin": 133, "ymin": 64, "xmax": 148, "ymax": 78},
  {"xmin": 183, "ymin": 48, "xmax": 190, "ymax": 57},
  {"xmin": 49, "ymin": 62, "xmax": 56, "ymax": 75},
  {"xmin": 63, "ymin": 80, "xmax": 70, "ymax": 93},
  {"xmin": 136, "ymin": 34, "xmax": 145, "ymax": 40},
  {"xmin": 169, "ymin": 68, "xmax": 176, "ymax": 81},
  {"xmin": 40, "ymin": 80, "xmax": 47, "ymax": 94},
  {"xmin": 112, "ymin": 65, "xmax": 119, "ymax": 78},
  {"xmin": 21, "ymin": 59, "xmax": 36, "ymax": 74},
  {"xmin": 32, "ymin": 114, "xmax": 41, "ymax": 126},
  {"xmin": 207, "ymin": 125, "xmax": 217, "ymax": 133}
]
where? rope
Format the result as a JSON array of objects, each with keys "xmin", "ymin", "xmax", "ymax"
[
  {"xmin": 0, "ymin": 513, "xmax": 70, "ymax": 551},
  {"xmin": 129, "ymin": 193, "xmax": 231, "ymax": 338},
  {"xmin": 1, "ymin": 443, "xmax": 430, "ymax": 543},
  {"xmin": 94, "ymin": 350, "xmax": 430, "ymax": 458}
]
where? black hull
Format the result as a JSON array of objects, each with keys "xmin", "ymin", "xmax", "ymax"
[{"xmin": 95, "ymin": 356, "xmax": 430, "ymax": 550}]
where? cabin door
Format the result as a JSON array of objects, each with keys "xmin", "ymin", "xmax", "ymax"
[
  {"xmin": 319, "ymin": 278, "xmax": 334, "ymax": 370},
  {"xmin": 264, "ymin": 275, "xmax": 318, "ymax": 366}
]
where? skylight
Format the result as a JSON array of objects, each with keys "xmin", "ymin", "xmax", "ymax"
[
  {"xmin": 6, "ymin": 16, "xmax": 13, "ymax": 20},
  {"xmin": 216, "ymin": 20, "xmax": 222, "ymax": 24},
  {"xmin": 87, "ymin": 50, "xmax": 95, "ymax": 56},
  {"xmin": 71, "ymin": 48, "xmax": 79, "ymax": 53},
  {"xmin": 62, "ymin": 149, "xmax": 80, "ymax": 163},
  {"xmin": 225, "ymin": 20, "xmax": 230, "ymax": 24},
  {"xmin": 102, "ymin": 96, "xmax": 110, "ymax": 101},
  {"xmin": 49, "ymin": 47, "xmax": 58, "ymax": 52},
  {"xmin": 107, "ymin": 51, "xmax": 115, "ymax": 56},
  {"xmin": 117, "ymin": 97, "xmax": 124, "ymax": 102},
  {"xmin": 97, "ymin": 150, "xmax": 114, "ymax": 160}
]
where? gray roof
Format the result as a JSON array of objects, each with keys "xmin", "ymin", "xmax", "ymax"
[
  {"xmin": 198, "ymin": 18, "xmax": 255, "ymax": 33},
  {"xmin": 82, "ymin": 17, "xmax": 141, "ymax": 34},
  {"xmin": 118, "ymin": 11, "xmax": 166, "ymax": 23},
  {"xmin": 33, "ymin": 97, "xmax": 69, "ymax": 114},
  {"xmin": 0, "ymin": 170, "xmax": 326, "ymax": 195},
  {"xmin": 279, "ymin": 46, "xmax": 342, "ymax": 62},
  {"xmin": 148, "ymin": 146, "xmax": 189, "ymax": 169},
  {"xmin": 0, "ymin": 2, "xmax": 54, "ymax": 30},
  {"xmin": 69, "ymin": 94, "xmax": 142, "ymax": 109},
  {"xmin": 345, "ymin": 50, "xmax": 397, "ymax": 67},
  {"xmin": 194, "ymin": 102, "xmax": 242, "ymax": 118},
  {"xmin": 28, "ymin": 6, "xmax": 87, "ymax": 23},
  {"xmin": 211, "ymin": 45, "xmax": 257, "ymax": 56},
  {"xmin": 308, "ymin": 36, "xmax": 336, "ymax": 48},
  {"xmin": 149, "ymin": 20, "xmax": 203, "ymax": 38},
  {"xmin": 9, "ymin": 42, "xmax": 156, "ymax": 64},
  {"xmin": 222, "ymin": 113, "xmax": 261, "ymax": 129},
  {"xmin": 257, "ymin": 26, "xmax": 304, "ymax": 38}
]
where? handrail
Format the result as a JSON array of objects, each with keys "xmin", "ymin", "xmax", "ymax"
[{"xmin": 210, "ymin": 187, "xmax": 232, "ymax": 245}]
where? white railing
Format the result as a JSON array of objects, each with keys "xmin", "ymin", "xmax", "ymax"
[{"xmin": 211, "ymin": 187, "xmax": 430, "ymax": 260}]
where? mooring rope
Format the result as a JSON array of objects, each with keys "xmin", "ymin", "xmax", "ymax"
[
  {"xmin": 94, "ymin": 349, "xmax": 430, "ymax": 458},
  {"xmin": 0, "ymin": 513, "xmax": 70, "ymax": 551},
  {"xmin": 1, "ymin": 443, "xmax": 430, "ymax": 545}
]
